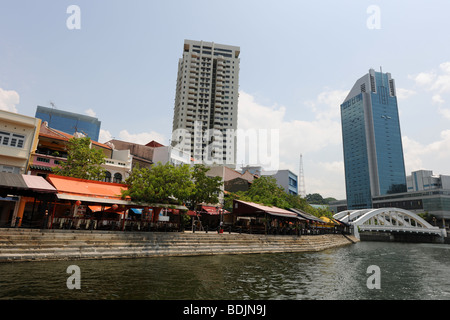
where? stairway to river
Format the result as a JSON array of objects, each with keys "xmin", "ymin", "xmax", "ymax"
[{"xmin": 0, "ymin": 228, "xmax": 358, "ymax": 262}]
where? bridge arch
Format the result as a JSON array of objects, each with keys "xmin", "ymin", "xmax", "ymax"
[{"xmin": 333, "ymin": 207, "xmax": 445, "ymax": 239}]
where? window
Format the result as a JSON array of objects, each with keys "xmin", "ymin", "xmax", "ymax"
[
  {"xmin": 104, "ymin": 171, "xmax": 111, "ymax": 182},
  {"xmin": 113, "ymin": 173, "xmax": 122, "ymax": 183},
  {"xmin": 36, "ymin": 157, "xmax": 50, "ymax": 163},
  {"xmin": 0, "ymin": 165, "xmax": 20, "ymax": 174},
  {"xmin": 0, "ymin": 131, "xmax": 26, "ymax": 148}
]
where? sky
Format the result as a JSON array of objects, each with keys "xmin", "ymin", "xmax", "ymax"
[{"xmin": 2, "ymin": 1, "xmax": 450, "ymax": 200}]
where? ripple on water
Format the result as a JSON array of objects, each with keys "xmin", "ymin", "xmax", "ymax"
[{"xmin": 1, "ymin": 242, "xmax": 450, "ymax": 300}]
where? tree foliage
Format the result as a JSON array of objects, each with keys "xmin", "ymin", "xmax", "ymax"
[
  {"xmin": 52, "ymin": 136, "xmax": 106, "ymax": 181},
  {"xmin": 306, "ymin": 193, "xmax": 337, "ymax": 205},
  {"xmin": 121, "ymin": 163, "xmax": 223, "ymax": 207},
  {"xmin": 122, "ymin": 163, "xmax": 193, "ymax": 204},
  {"xmin": 224, "ymin": 176, "xmax": 334, "ymax": 218},
  {"xmin": 188, "ymin": 164, "xmax": 223, "ymax": 209}
]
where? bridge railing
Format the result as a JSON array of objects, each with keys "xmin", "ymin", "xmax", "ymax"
[{"xmin": 359, "ymin": 225, "xmax": 442, "ymax": 234}]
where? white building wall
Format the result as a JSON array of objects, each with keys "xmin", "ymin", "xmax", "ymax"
[
  {"xmin": 0, "ymin": 110, "xmax": 41, "ymax": 174},
  {"xmin": 102, "ymin": 149, "xmax": 132, "ymax": 183}
]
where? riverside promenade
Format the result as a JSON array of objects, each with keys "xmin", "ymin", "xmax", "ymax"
[{"xmin": 0, "ymin": 228, "xmax": 358, "ymax": 262}]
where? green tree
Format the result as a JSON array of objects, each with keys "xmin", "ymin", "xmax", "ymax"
[
  {"xmin": 306, "ymin": 193, "xmax": 337, "ymax": 205},
  {"xmin": 227, "ymin": 176, "xmax": 289, "ymax": 208},
  {"xmin": 122, "ymin": 163, "xmax": 194, "ymax": 204},
  {"xmin": 224, "ymin": 176, "xmax": 335, "ymax": 219},
  {"xmin": 188, "ymin": 164, "xmax": 223, "ymax": 209},
  {"xmin": 52, "ymin": 136, "xmax": 106, "ymax": 181}
]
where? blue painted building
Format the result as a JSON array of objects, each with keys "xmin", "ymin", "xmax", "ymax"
[
  {"xmin": 35, "ymin": 106, "xmax": 101, "ymax": 141},
  {"xmin": 341, "ymin": 69, "xmax": 407, "ymax": 209}
]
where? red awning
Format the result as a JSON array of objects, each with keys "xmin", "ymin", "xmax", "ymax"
[{"xmin": 201, "ymin": 206, "xmax": 219, "ymax": 215}]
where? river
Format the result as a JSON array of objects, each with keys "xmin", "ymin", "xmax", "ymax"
[{"xmin": 0, "ymin": 241, "xmax": 449, "ymax": 300}]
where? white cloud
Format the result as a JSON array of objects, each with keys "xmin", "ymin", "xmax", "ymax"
[
  {"xmin": 237, "ymin": 90, "xmax": 345, "ymax": 198},
  {"xmin": 306, "ymin": 89, "xmax": 348, "ymax": 120},
  {"xmin": 85, "ymin": 108, "xmax": 96, "ymax": 117},
  {"xmin": 396, "ymin": 88, "xmax": 416, "ymax": 100},
  {"xmin": 432, "ymin": 94, "xmax": 445, "ymax": 105},
  {"xmin": 409, "ymin": 62, "xmax": 450, "ymax": 93},
  {"xmin": 117, "ymin": 129, "xmax": 166, "ymax": 145},
  {"xmin": 99, "ymin": 128, "xmax": 166, "ymax": 145},
  {"xmin": 410, "ymin": 71, "xmax": 436, "ymax": 87},
  {"xmin": 403, "ymin": 130, "xmax": 450, "ymax": 176},
  {"xmin": 0, "ymin": 88, "xmax": 20, "ymax": 113},
  {"xmin": 431, "ymin": 74, "xmax": 450, "ymax": 93},
  {"xmin": 402, "ymin": 136, "xmax": 426, "ymax": 174},
  {"xmin": 409, "ymin": 62, "xmax": 450, "ymax": 119},
  {"xmin": 440, "ymin": 62, "xmax": 450, "ymax": 74},
  {"xmin": 99, "ymin": 129, "xmax": 113, "ymax": 143}
]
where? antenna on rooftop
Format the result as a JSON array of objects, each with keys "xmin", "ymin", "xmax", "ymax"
[
  {"xmin": 47, "ymin": 101, "xmax": 57, "ymax": 127},
  {"xmin": 299, "ymin": 154, "xmax": 306, "ymax": 198}
]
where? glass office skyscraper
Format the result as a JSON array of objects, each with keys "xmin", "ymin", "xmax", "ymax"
[
  {"xmin": 341, "ymin": 69, "xmax": 407, "ymax": 209},
  {"xmin": 35, "ymin": 106, "xmax": 101, "ymax": 141}
]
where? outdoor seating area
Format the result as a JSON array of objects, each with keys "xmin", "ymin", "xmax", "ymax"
[
  {"xmin": 49, "ymin": 216, "xmax": 180, "ymax": 232},
  {"xmin": 0, "ymin": 172, "xmax": 348, "ymax": 236}
]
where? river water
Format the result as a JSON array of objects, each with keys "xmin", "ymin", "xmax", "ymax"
[{"xmin": 0, "ymin": 241, "xmax": 449, "ymax": 300}]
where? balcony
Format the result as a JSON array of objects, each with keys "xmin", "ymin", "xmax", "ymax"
[{"xmin": 29, "ymin": 153, "xmax": 65, "ymax": 171}]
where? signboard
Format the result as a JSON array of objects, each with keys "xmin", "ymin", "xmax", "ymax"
[
  {"xmin": 158, "ymin": 215, "xmax": 170, "ymax": 222},
  {"xmin": 76, "ymin": 204, "xmax": 86, "ymax": 216}
]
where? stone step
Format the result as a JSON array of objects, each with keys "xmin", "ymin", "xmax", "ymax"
[
  {"xmin": 0, "ymin": 229, "xmax": 358, "ymax": 262},
  {"xmin": 0, "ymin": 240, "xmax": 315, "ymax": 253},
  {"xmin": 0, "ymin": 242, "xmax": 318, "ymax": 262}
]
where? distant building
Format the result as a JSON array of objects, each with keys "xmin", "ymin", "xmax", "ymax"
[
  {"xmin": 328, "ymin": 199, "xmax": 348, "ymax": 214},
  {"xmin": 406, "ymin": 169, "xmax": 450, "ymax": 191},
  {"xmin": 206, "ymin": 165, "xmax": 256, "ymax": 204},
  {"xmin": 263, "ymin": 170, "xmax": 298, "ymax": 195},
  {"xmin": 0, "ymin": 110, "xmax": 41, "ymax": 174},
  {"xmin": 107, "ymin": 139, "xmax": 154, "ymax": 170},
  {"xmin": 106, "ymin": 139, "xmax": 191, "ymax": 169},
  {"xmin": 171, "ymin": 39, "xmax": 240, "ymax": 168},
  {"xmin": 241, "ymin": 165, "xmax": 298, "ymax": 195},
  {"xmin": 35, "ymin": 106, "xmax": 101, "ymax": 142},
  {"xmin": 30, "ymin": 122, "xmax": 131, "ymax": 183},
  {"xmin": 331, "ymin": 170, "xmax": 450, "ymax": 229},
  {"xmin": 240, "ymin": 165, "xmax": 263, "ymax": 177},
  {"xmin": 152, "ymin": 145, "xmax": 192, "ymax": 167},
  {"xmin": 341, "ymin": 69, "xmax": 407, "ymax": 210}
]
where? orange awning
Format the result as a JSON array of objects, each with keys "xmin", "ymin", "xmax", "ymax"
[
  {"xmin": 47, "ymin": 174, "xmax": 128, "ymax": 205},
  {"xmin": 88, "ymin": 205, "xmax": 110, "ymax": 212}
]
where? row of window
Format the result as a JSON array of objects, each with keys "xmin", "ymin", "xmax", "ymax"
[
  {"xmin": 0, "ymin": 131, "xmax": 25, "ymax": 149},
  {"xmin": 103, "ymin": 171, "xmax": 123, "ymax": 183}
]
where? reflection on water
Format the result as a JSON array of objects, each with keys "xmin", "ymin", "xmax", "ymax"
[{"xmin": 0, "ymin": 242, "xmax": 449, "ymax": 300}]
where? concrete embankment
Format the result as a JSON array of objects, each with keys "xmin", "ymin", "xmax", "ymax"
[{"xmin": 0, "ymin": 228, "xmax": 359, "ymax": 262}]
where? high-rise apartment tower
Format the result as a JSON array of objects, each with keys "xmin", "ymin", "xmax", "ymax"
[
  {"xmin": 171, "ymin": 40, "xmax": 240, "ymax": 168},
  {"xmin": 341, "ymin": 69, "xmax": 407, "ymax": 210}
]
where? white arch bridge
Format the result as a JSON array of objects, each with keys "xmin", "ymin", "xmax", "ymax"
[{"xmin": 333, "ymin": 208, "xmax": 447, "ymax": 240}]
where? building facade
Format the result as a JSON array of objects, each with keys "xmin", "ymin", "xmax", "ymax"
[
  {"xmin": 240, "ymin": 165, "xmax": 298, "ymax": 195},
  {"xmin": 30, "ymin": 122, "xmax": 131, "ymax": 183},
  {"xmin": 341, "ymin": 69, "xmax": 407, "ymax": 210},
  {"xmin": 0, "ymin": 110, "xmax": 41, "ymax": 174},
  {"xmin": 171, "ymin": 39, "xmax": 240, "ymax": 168},
  {"xmin": 262, "ymin": 169, "xmax": 298, "ymax": 195},
  {"xmin": 206, "ymin": 165, "xmax": 256, "ymax": 205},
  {"xmin": 406, "ymin": 169, "xmax": 450, "ymax": 191},
  {"xmin": 35, "ymin": 106, "xmax": 101, "ymax": 142}
]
